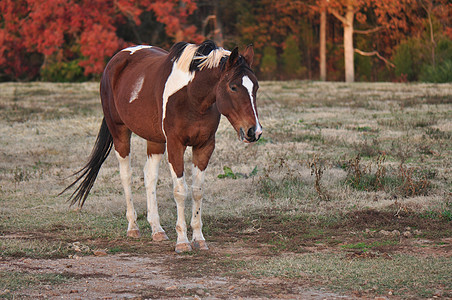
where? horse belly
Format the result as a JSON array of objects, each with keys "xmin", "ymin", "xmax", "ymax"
[
  {"xmin": 108, "ymin": 53, "xmax": 169, "ymax": 143},
  {"xmin": 118, "ymin": 94, "xmax": 166, "ymax": 143}
]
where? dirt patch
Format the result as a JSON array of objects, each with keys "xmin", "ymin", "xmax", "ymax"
[
  {"xmin": 204, "ymin": 210, "xmax": 452, "ymax": 255},
  {"xmin": 2, "ymin": 210, "xmax": 450, "ymax": 298},
  {"xmin": 1, "ymin": 246, "xmax": 352, "ymax": 299}
]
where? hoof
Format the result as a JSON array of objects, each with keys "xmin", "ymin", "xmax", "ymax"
[
  {"xmin": 127, "ymin": 229, "xmax": 141, "ymax": 238},
  {"xmin": 152, "ymin": 231, "xmax": 169, "ymax": 242},
  {"xmin": 175, "ymin": 242, "xmax": 192, "ymax": 254},
  {"xmin": 192, "ymin": 240, "xmax": 209, "ymax": 251}
]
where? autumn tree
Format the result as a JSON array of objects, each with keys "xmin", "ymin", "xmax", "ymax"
[
  {"xmin": 0, "ymin": 0, "xmax": 200, "ymax": 80},
  {"xmin": 237, "ymin": 0, "xmax": 314, "ymax": 78},
  {"xmin": 325, "ymin": 0, "xmax": 415, "ymax": 82}
]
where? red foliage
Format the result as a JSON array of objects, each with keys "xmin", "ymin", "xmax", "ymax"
[{"xmin": 0, "ymin": 0, "xmax": 199, "ymax": 79}]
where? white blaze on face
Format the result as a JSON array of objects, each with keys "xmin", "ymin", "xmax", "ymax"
[
  {"xmin": 242, "ymin": 75, "xmax": 262, "ymax": 135},
  {"xmin": 161, "ymin": 61, "xmax": 195, "ymax": 138},
  {"xmin": 121, "ymin": 45, "xmax": 153, "ymax": 55},
  {"xmin": 129, "ymin": 76, "xmax": 144, "ymax": 103}
]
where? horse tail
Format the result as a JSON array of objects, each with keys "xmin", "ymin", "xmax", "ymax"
[{"xmin": 60, "ymin": 118, "xmax": 113, "ymax": 207}]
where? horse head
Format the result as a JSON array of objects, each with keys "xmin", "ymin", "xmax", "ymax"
[{"xmin": 216, "ymin": 45, "xmax": 262, "ymax": 143}]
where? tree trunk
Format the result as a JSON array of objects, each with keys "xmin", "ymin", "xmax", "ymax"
[
  {"xmin": 343, "ymin": 3, "xmax": 354, "ymax": 83},
  {"xmin": 320, "ymin": 4, "xmax": 327, "ymax": 81}
]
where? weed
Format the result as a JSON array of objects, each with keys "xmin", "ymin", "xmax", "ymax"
[
  {"xmin": 425, "ymin": 128, "xmax": 452, "ymax": 140},
  {"xmin": 343, "ymin": 154, "xmax": 431, "ymax": 197},
  {"xmin": 14, "ymin": 167, "xmax": 30, "ymax": 186},
  {"xmin": 353, "ymin": 138, "xmax": 381, "ymax": 158},
  {"xmin": 307, "ymin": 155, "xmax": 330, "ymax": 201},
  {"xmin": 344, "ymin": 154, "xmax": 368, "ymax": 190},
  {"xmin": 397, "ymin": 164, "xmax": 431, "ymax": 197}
]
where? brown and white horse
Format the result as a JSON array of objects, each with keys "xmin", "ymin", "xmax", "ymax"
[{"xmin": 62, "ymin": 40, "xmax": 262, "ymax": 253}]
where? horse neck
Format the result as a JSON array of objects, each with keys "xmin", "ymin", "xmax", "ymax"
[{"xmin": 187, "ymin": 68, "xmax": 221, "ymax": 113}]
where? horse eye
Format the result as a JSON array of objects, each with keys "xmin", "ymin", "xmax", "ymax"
[{"xmin": 230, "ymin": 84, "xmax": 238, "ymax": 92}]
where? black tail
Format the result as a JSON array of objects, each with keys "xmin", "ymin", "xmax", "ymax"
[{"xmin": 60, "ymin": 118, "xmax": 113, "ymax": 207}]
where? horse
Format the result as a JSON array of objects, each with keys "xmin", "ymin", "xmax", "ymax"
[{"xmin": 61, "ymin": 40, "xmax": 262, "ymax": 253}]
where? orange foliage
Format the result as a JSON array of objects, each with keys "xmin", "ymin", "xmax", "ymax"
[{"xmin": 0, "ymin": 0, "xmax": 199, "ymax": 78}]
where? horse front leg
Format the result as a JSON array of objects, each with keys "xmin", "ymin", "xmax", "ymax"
[
  {"xmin": 191, "ymin": 141, "xmax": 215, "ymax": 250},
  {"xmin": 144, "ymin": 141, "xmax": 168, "ymax": 242},
  {"xmin": 167, "ymin": 141, "xmax": 191, "ymax": 253}
]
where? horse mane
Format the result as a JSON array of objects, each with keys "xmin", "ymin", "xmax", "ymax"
[{"xmin": 169, "ymin": 40, "xmax": 231, "ymax": 72}]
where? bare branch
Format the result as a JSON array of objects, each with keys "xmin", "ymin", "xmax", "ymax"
[
  {"xmin": 354, "ymin": 26, "xmax": 384, "ymax": 35},
  {"xmin": 354, "ymin": 49, "xmax": 395, "ymax": 68}
]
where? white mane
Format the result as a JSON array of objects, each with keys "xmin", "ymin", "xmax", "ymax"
[{"xmin": 175, "ymin": 43, "xmax": 231, "ymax": 72}]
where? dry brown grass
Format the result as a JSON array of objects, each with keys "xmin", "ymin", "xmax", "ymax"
[
  {"xmin": 1, "ymin": 81, "xmax": 451, "ymax": 225},
  {"xmin": 1, "ymin": 81, "xmax": 451, "ymax": 298}
]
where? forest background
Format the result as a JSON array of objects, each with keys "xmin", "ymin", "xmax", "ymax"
[{"xmin": 0, "ymin": 0, "xmax": 451, "ymax": 83}]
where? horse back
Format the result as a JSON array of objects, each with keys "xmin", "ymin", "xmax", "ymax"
[{"xmin": 101, "ymin": 47, "xmax": 171, "ymax": 143}]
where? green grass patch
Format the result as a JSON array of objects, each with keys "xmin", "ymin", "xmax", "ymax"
[
  {"xmin": 341, "ymin": 240, "xmax": 398, "ymax": 250},
  {"xmin": 0, "ymin": 271, "xmax": 73, "ymax": 297},
  {"xmin": 247, "ymin": 253, "xmax": 452, "ymax": 298},
  {"xmin": 218, "ymin": 166, "xmax": 258, "ymax": 179}
]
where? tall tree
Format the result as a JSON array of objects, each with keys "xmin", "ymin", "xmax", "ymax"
[
  {"xmin": 0, "ymin": 0, "xmax": 199, "ymax": 80},
  {"xmin": 326, "ymin": 0, "xmax": 414, "ymax": 82},
  {"xmin": 319, "ymin": 0, "xmax": 327, "ymax": 81}
]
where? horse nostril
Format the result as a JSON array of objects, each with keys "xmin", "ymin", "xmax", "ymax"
[{"xmin": 247, "ymin": 126, "xmax": 255, "ymax": 138}]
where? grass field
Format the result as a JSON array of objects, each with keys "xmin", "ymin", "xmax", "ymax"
[{"xmin": 0, "ymin": 81, "xmax": 451, "ymax": 299}]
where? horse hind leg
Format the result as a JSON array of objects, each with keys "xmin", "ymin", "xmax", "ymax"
[
  {"xmin": 113, "ymin": 128, "xmax": 140, "ymax": 238},
  {"xmin": 144, "ymin": 141, "xmax": 168, "ymax": 242}
]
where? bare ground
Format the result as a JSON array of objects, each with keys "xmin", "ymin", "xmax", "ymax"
[
  {"xmin": 1, "ymin": 210, "xmax": 451, "ymax": 299},
  {"xmin": 1, "ymin": 245, "xmax": 350, "ymax": 299},
  {"xmin": 2, "ymin": 240, "xmax": 450, "ymax": 299}
]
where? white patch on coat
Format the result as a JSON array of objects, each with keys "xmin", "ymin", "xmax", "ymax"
[
  {"xmin": 242, "ymin": 75, "xmax": 262, "ymax": 135},
  {"xmin": 161, "ymin": 43, "xmax": 231, "ymax": 139},
  {"xmin": 129, "ymin": 76, "xmax": 144, "ymax": 103},
  {"xmin": 121, "ymin": 45, "xmax": 152, "ymax": 55},
  {"xmin": 161, "ymin": 61, "xmax": 195, "ymax": 138}
]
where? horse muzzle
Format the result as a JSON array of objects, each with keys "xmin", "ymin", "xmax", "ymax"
[{"xmin": 240, "ymin": 126, "xmax": 262, "ymax": 143}]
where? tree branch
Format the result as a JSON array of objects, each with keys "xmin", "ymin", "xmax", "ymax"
[
  {"xmin": 354, "ymin": 26, "xmax": 384, "ymax": 35},
  {"xmin": 328, "ymin": 7, "xmax": 347, "ymax": 24},
  {"xmin": 354, "ymin": 49, "xmax": 395, "ymax": 68}
]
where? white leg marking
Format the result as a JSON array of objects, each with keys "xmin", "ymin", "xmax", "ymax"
[
  {"xmin": 191, "ymin": 165, "xmax": 206, "ymax": 243},
  {"xmin": 121, "ymin": 45, "xmax": 153, "ymax": 55},
  {"xmin": 115, "ymin": 151, "xmax": 139, "ymax": 234},
  {"xmin": 242, "ymin": 75, "xmax": 262, "ymax": 136},
  {"xmin": 161, "ymin": 61, "xmax": 195, "ymax": 138},
  {"xmin": 169, "ymin": 163, "xmax": 189, "ymax": 245},
  {"xmin": 129, "ymin": 76, "xmax": 144, "ymax": 103},
  {"xmin": 144, "ymin": 154, "xmax": 164, "ymax": 235}
]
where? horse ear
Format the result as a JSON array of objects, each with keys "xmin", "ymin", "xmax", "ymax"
[
  {"xmin": 242, "ymin": 44, "xmax": 254, "ymax": 67},
  {"xmin": 227, "ymin": 47, "xmax": 239, "ymax": 69}
]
